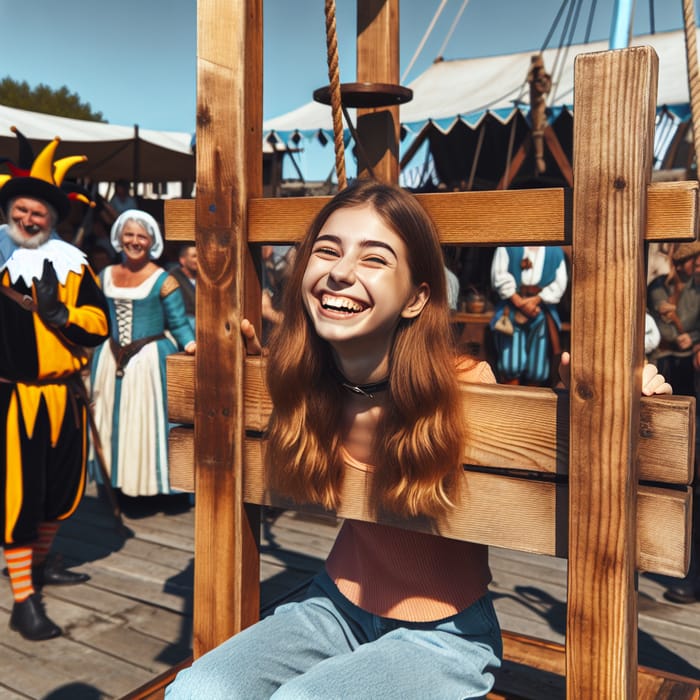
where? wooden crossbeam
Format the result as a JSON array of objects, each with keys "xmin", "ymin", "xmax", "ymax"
[
  {"xmin": 495, "ymin": 632, "xmax": 700, "ymax": 699},
  {"xmin": 166, "ymin": 350, "xmax": 693, "ymax": 578},
  {"xmin": 167, "ymin": 426, "xmax": 690, "ymax": 577},
  {"xmin": 164, "ymin": 180, "xmax": 698, "ymax": 244},
  {"xmin": 166, "ymin": 353, "xmax": 695, "ymax": 484}
]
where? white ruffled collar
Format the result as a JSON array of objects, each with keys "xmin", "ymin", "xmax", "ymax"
[{"xmin": 1, "ymin": 239, "xmax": 87, "ymax": 286}]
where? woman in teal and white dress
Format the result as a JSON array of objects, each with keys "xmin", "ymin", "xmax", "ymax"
[{"xmin": 90, "ymin": 210, "xmax": 195, "ymax": 497}]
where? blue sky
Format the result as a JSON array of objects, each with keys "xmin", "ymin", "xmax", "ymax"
[{"xmin": 0, "ymin": 0, "xmax": 689, "ymax": 134}]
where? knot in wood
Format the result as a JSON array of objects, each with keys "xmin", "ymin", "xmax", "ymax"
[
  {"xmin": 639, "ymin": 420, "xmax": 653, "ymax": 438},
  {"xmin": 576, "ymin": 382, "xmax": 594, "ymax": 400},
  {"xmin": 197, "ymin": 106, "xmax": 212, "ymax": 127},
  {"xmin": 613, "ymin": 177, "xmax": 626, "ymax": 190}
]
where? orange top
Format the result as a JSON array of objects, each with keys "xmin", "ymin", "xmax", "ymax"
[{"xmin": 325, "ymin": 359, "xmax": 495, "ymax": 621}]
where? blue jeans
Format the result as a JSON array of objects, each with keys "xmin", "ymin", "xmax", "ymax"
[{"xmin": 166, "ymin": 571, "xmax": 502, "ymax": 699}]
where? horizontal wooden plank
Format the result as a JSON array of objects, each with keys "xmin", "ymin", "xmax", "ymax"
[
  {"xmin": 167, "ymin": 427, "xmax": 691, "ymax": 577},
  {"xmin": 167, "ymin": 354, "xmax": 695, "ymax": 484},
  {"xmin": 162, "ymin": 199, "xmax": 196, "ymax": 243},
  {"xmin": 166, "ymin": 352, "xmax": 197, "ymax": 425},
  {"xmin": 247, "ymin": 189, "xmax": 571, "ymax": 245},
  {"xmin": 164, "ymin": 181, "xmax": 698, "ymax": 244},
  {"xmin": 495, "ymin": 631, "xmax": 700, "ymax": 699},
  {"xmin": 647, "ymin": 180, "xmax": 699, "ymax": 242}
]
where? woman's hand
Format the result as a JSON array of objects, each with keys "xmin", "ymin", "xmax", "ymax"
[
  {"xmin": 241, "ymin": 318, "xmax": 263, "ymax": 356},
  {"xmin": 641, "ymin": 363, "xmax": 672, "ymax": 396},
  {"xmin": 184, "ymin": 341, "xmax": 196, "ymax": 355},
  {"xmin": 558, "ymin": 351, "xmax": 672, "ymax": 395}
]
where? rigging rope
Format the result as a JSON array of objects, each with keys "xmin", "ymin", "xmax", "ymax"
[
  {"xmin": 540, "ymin": 0, "xmax": 570, "ymax": 53},
  {"xmin": 550, "ymin": 0, "xmax": 585, "ymax": 105},
  {"xmin": 583, "ymin": 0, "xmax": 598, "ymax": 44},
  {"xmin": 324, "ymin": 0, "xmax": 347, "ymax": 190},
  {"xmin": 436, "ymin": 0, "xmax": 471, "ymax": 63},
  {"xmin": 682, "ymin": 0, "xmax": 700, "ymax": 177},
  {"xmin": 549, "ymin": 0, "xmax": 581, "ymax": 92},
  {"xmin": 401, "ymin": 0, "xmax": 449, "ymax": 83}
]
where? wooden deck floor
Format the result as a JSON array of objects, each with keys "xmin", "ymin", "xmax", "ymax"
[{"xmin": 1, "ymin": 482, "xmax": 699, "ymax": 699}]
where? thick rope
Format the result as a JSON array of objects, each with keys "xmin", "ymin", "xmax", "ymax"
[
  {"xmin": 683, "ymin": 0, "xmax": 700, "ymax": 177},
  {"xmin": 324, "ymin": 0, "xmax": 347, "ymax": 190}
]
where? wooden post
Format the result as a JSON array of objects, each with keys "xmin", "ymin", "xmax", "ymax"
[
  {"xmin": 568, "ymin": 46, "xmax": 658, "ymax": 698},
  {"xmin": 356, "ymin": 0, "xmax": 400, "ymax": 183},
  {"xmin": 193, "ymin": 0, "xmax": 263, "ymax": 656}
]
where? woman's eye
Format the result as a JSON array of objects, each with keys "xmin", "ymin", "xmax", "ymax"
[
  {"xmin": 364, "ymin": 255, "xmax": 387, "ymax": 265},
  {"xmin": 314, "ymin": 246, "xmax": 338, "ymax": 257}
]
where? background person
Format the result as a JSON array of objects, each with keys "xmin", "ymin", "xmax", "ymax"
[
  {"xmin": 89, "ymin": 210, "xmax": 195, "ymax": 500},
  {"xmin": 169, "ymin": 243, "xmax": 197, "ymax": 333},
  {"xmin": 489, "ymin": 245, "xmax": 568, "ymax": 385},
  {"xmin": 0, "ymin": 131, "xmax": 110, "ymax": 641},
  {"xmin": 108, "ymin": 179, "xmax": 137, "ymax": 216}
]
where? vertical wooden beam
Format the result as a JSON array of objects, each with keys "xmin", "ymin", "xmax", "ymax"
[
  {"xmin": 356, "ymin": 0, "xmax": 400, "ymax": 183},
  {"xmin": 194, "ymin": 0, "xmax": 262, "ymax": 656},
  {"xmin": 568, "ymin": 46, "xmax": 658, "ymax": 698}
]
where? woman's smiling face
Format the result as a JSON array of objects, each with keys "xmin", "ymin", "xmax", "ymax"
[
  {"xmin": 301, "ymin": 203, "xmax": 428, "ymax": 368},
  {"xmin": 120, "ymin": 221, "xmax": 152, "ymax": 264}
]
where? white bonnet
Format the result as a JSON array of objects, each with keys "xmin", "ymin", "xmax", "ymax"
[{"xmin": 110, "ymin": 209, "xmax": 164, "ymax": 259}]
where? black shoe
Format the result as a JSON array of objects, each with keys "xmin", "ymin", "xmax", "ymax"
[
  {"xmin": 9, "ymin": 593, "xmax": 62, "ymax": 640},
  {"xmin": 3, "ymin": 556, "xmax": 90, "ymax": 587},
  {"xmin": 34, "ymin": 556, "xmax": 90, "ymax": 587},
  {"xmin": 664, "ymin": 580, "xmax": 700, "ymax": 604}
]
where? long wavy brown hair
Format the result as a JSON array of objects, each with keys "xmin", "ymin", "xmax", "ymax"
[{"xmin": 265, "ymin": 179, "xmax": 466, "ymax": 518}]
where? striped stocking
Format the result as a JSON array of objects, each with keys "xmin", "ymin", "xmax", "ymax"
[
  {"xmin": 4, "ymin": 547, "xmax": 34, "ymax": 602},
  {"xmin": 33, "ymin": 521, "xmax": 60, "ymax": 567}
]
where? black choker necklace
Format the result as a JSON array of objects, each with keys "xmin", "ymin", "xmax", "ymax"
[{"xmin": 337, "ymin": 373, "xmax": 390, "ymax": 399}]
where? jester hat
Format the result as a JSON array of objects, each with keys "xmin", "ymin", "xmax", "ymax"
[{"xmin": 0, "ymin": 127, "xmax": 90, "ymax": 222}]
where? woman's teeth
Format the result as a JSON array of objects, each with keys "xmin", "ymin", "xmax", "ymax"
[{"xmin": 321, "ymin": 294, "xmax": 363, "ymax": 313}]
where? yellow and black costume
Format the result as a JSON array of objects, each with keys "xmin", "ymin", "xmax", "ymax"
[
  {"xmin": 0, "ymin": 242, "xmax": 110, "ymax": 545},
  {"xmin": 0, "ymin": 133, "xmax": 110, "ymax": 546},
  {"xmin": 0, "ymin": 129, "xmax": 110, "ymax": 641}
]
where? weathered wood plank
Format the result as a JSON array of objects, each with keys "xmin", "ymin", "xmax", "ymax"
[
  {"xmin": 194, "ymin": 0, "xmax": 262, "ymax": 656},
  {"xmin": 167, "ymin": 427, "xmax": 690, "ymax": 576},
  {"xmin": 0, "ymin": 606, "xmax": 158, "ymax": 696},
  {"xmin": 167, "ymin": 353, "xmax": 695, "ymax": 485},
  {"xmin": 567, "ymin": 46, "xmax": 658, "ymax": 699},
  {"xmin": 648, "ymin": 180, "xmax": 700, "ymax": 241},
  {"xmin": 164, "ymin": 180, "xmax": 699, "ymax": 244}
]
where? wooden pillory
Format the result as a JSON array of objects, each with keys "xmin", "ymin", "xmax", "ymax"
[{"xmin": 130, "ymin": 1, "xmax": 700, "ymax": 698}]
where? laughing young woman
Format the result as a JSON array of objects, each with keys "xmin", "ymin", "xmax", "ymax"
[{"xmin": 167, "ymin": 180, "xmax": 670, "ymax": 700}]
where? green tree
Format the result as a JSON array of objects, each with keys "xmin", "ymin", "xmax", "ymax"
[{"xmin": 0, "ymin": 77, "xmax": 105, "ymax": 122}]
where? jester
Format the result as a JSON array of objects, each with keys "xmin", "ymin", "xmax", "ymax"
[{"xmin": 0, "ymin": 128, "xmax": 110, "ymax": 640}]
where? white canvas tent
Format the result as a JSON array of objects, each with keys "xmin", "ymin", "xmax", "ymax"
[
  {"xmin": 0, "ymin": 104, "xmax": 195, "ymax": 184},
  {"xmin": 264, "ymin": 27, "xmax": 694, "ymax": 135},
  {"xmin": 262, "ymin": 27, "xmax": 696, "ymax": 186}
]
